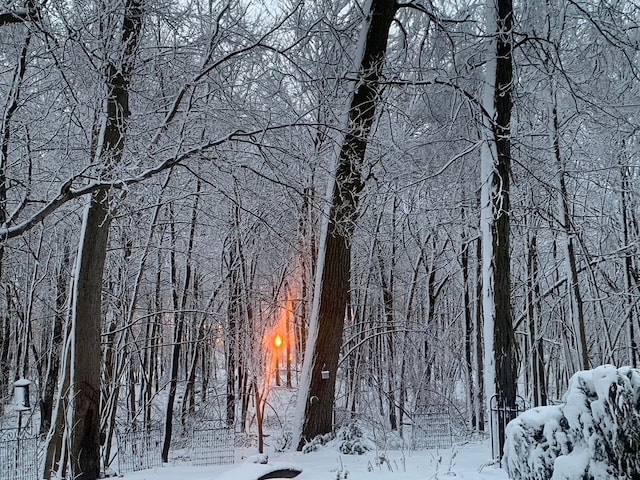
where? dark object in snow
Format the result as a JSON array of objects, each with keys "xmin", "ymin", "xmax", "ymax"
[
  {"xmin": 257, "ymin": 469, "xmax": 302, "ymax": 480},
  {"xmin": 213, "ymin": 462, "xmax": 302, "ymax": 480},
  {"xmin": 504, "ymin": 365, "xmax": 640, "ymax": 480}
]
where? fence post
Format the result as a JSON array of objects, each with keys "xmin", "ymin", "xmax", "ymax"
[{"xmin": 489, "ymin": 394, "xmax": 525, "ymax": 465}]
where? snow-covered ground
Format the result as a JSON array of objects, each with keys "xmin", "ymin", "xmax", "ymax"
[{"xmin": 122, "ymin": 440, "xmax": 509, "ymax": 480}]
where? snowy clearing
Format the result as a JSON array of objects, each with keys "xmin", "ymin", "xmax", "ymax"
[{"xmin": 122, "ymin": 441, "xmax": 508, "ymax": 480}]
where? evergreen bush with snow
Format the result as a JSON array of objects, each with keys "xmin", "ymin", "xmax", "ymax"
[
  {"xmin": 301, "ymin": 432, "xmax": 335, "ymax": 454},
  {"xmin": 301, "ymin": 422, "xmax": 375, "ymax": 455},
  {"xmin": 504, "ymin": 365, "xmax": 640, "ymax": 480},
  {"xmin": 335, "ymin": 422, "xmax": 375, "ymax": 455}
]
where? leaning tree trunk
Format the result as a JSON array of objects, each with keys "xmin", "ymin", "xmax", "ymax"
[
  {"xmin": 67, "ymin": 2, "xmax": 143, "ymax": 478},
  {"xmin": 294, "ymin": 0, "xmax": 397, "ymax": 449},
  {"xmin": 70, "ymin": 193, "xmax": 112, "ymax": 479}
]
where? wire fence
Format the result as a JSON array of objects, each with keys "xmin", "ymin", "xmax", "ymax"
[
  {"xmin": 116, "ymin": 420, "xmax": 235, "ymax": 474},
  {"xmin": 116, "ymin": 424, "xmax": 164, "ymax": 473},
  {"xmin": 191, "ymin": 423, "xmax": 235, "ymax": 466},
  {"xmin": 411, "ymin": 410, "xmax": 454, "ymax": 450},
  {"xmin": 0, "ymin": 419, "xmax": 235, "ymax": 477}
]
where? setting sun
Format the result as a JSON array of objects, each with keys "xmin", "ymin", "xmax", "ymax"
[{"xmin": 274, "ymin": 334, "xmax": 283, "ymax": 349}]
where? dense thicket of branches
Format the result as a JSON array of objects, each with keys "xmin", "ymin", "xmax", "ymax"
[{"xmin": 0, "ymin": 0, "xmax": 639, "ymax": 474}]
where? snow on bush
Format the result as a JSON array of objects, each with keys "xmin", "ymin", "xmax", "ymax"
[
  {"xmin": 302, "ymin": 422, "xmax": 375, "ymax": 455},
  {"xmin": 335, "ymin": 422, "xmax": 375, "ymax": 455},
  {"xmin": 504, "ymin": 365, "xmax": 640, "ymax": 480},
  {"xmin": 301, "ymin": 432, "xmax": 335, "ymax": 454}
]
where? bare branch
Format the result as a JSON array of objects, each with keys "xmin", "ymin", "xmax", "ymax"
[{"xmin": 0, "ymin": 123, "xmax": 319, "ymax": 240}]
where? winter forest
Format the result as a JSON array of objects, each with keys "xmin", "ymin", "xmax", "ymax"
[{"xmin": 1, "ymin": 0, "xmax": 640, "ymax": 479}]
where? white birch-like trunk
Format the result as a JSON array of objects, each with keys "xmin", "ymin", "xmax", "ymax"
[
  {"xmin": 40, "ymin": 198, "xmax": 90, "ymax": 479},
  {"xmin": 41, "ymin": 309, "xmax": 73, "ymax": 479},
  {"xmin": 481, "ymin": 0, "xmax": 498, "ymax": 457}
]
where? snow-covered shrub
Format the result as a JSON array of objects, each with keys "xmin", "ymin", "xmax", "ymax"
[
  {"xmin": 301, "ymin": 432, "xmax": 335, "ymax": 454},
  {"xmin": 503, "ymin": 404, "xmax": 571, "ymax": 479},
  {"xmin": 335, "ymin": 422, "xmax": 375, "ymax": 455},
  {"xmin": 504, "ymin": 365, "xmax": 640, "ymax": 480},
  {"xmin": 301, "ymin": 422, "xmax": 375, "ymax": 455}
]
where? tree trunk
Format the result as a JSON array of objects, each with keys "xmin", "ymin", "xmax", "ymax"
[
  {"xmin": 70, "ymin": 192, "xmax": 112, "ymax": 480},
  {"xmin": 294, "ymin": 0, "xmax": 396, "ymax": 449},
  {"xmin": 181, "ymin": 276, "xmax": 206, "ymax": 425},
  {"xmin": 481, "ymin": 0, "xmax": 516, "ymax": 460},
  {"xmin": 40, "ymin": 239, "xmax": 70, "ymax": 434},
  {"xmin": 549, "ymin": 88, "xmax": 589, "ymax": 371},
  {"xmin": 461, "ymin": 234, "xmax": 476, "ymax": 428},
  {"xmin": 68, "ymin": 2, "xmax": 142, "ymax": 476},
  {"xmin": 161, "ymin": 194, "xmax": 198, "ymax": 463},
  {"xmin": 527, "ymin": 231, "xmax": 547, "ymax": 407},
  {"xmin": 620, "ymin": 150, "xmax": 639, "ymax": 366},
  {"xmin": 475, "ymin": 237, "xmax": 485, "ymax": 431},
  {"xmin": 0, "ymin": 0, "xmax": 33, "ymax": 415},
  {"xmin": 42, "ymin": 314, "xmax": 72, "ymax": 479}
]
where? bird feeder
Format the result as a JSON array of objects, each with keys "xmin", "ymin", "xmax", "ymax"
[
  {"xmin": 321, "ymin": 364, "xmax": 330, "ymax": 380},
  {"xmin": 13, "ymin": 378, "xmax": 32, "ymax": 411}
]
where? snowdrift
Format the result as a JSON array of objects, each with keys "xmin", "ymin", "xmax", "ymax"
[{"xmin": 504, "ymin": 365, "xmax": 640, "ymax": 480}]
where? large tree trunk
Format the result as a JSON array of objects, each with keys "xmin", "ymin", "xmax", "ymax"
[
  {"xmin": 68, "ymin": 2, "xmax": 142, "ymax": 477},
  {"xmin": 481, "ymin": 0, "xmax": 516, "ymax": 461},
  {"xmin": 70, "ymin": 193, "xmax": 112, "ymax": 479},
  {"xmin": 294, "ymin": 0, "xmax": 396, "ymax": 449}
]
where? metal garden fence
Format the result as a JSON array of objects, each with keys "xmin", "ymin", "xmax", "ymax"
[
  {"xmin": 191, "ymin": 422, "xmax": 235, "ymax": 466},
  {"xmin": 0, "ymin": 427, "xmax": 40, "ymax": 480},
  {"xmin": 411, "ymin": 409, "xmax": 454, "ymax": 450},
  {"xmin": 116, "ymin": 420, "xmax": 235, "ymax": 473},
  {"xmin": 116, "ymin": 424, "xmax": 163, "ymax": 473},
  {"xmin": 489, "ymin": 394, "xmax": 526, "ymax": 463}
]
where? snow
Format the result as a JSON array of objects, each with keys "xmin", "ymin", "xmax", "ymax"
[
  {"xmin": 121, "ymin": 441, "xmax": 509, "ymax": 480},
  {"xmin": 550, "ymin": 447, "xmax": 589, "ymax": 480},
  {"xmin": 504, "ymin": 365, "xmax": 640, "ymax": 480}
]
